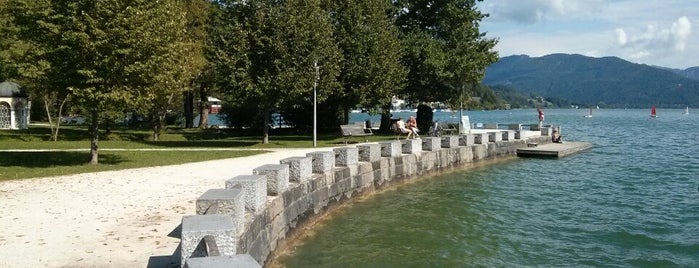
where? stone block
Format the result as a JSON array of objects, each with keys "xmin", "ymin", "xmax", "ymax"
[
  {"xmin": 488, "ymin": 131, "xmax": 502, "ymax": 142},
  {"xmin": 184, "ymin": 255, "xmax": 261, "ymax": 268},
  {"xmin": 253, "ymin": 164, "xmax": 289, "ymax": 196},
  {"xmin": 306, "ymin": 151, "xmax": 335, "ymax": 173},
  {"xmin": 196, "ymin": 188, "xmax": 245, "ymax": 232},
  {"xmin": 501, "ymin": 130, "xmax": 515, "ymax": 141},
  {"xmin": 379, "ymin": 141, "xmax": 402, "ymax": 157},
  {"xmin": 441, "ymin": 135, "xmax": 459, "ymax": 148},
  {"xmin": 401, "ymin": 138, "xmax": 422, "ymax": 154},
  {"xmin": 421, "ymin": 137, "xmax": 441, "ymax": 151},
  {"xmin": 225, "ymin": 175, "xmax": 266, "ymax": 212},
  {"xmin": 279, "ymin": 156, "xmax": 312, "ymax": 183},
  {"xmin": 473, "ymin": 133, "xmax": 488, "ymax": 144},
  {"xmin": 180, "ymin": 215, "xmax": 236, "ymax": 267},
  {"xmin": 460, "ymin": 134, "xmax": 475, "ymax": 146},
  {"xmin": 333, "ymin": 147, "xmax": 359, "ymax": 166},
  {"xmin": 357, "ymin": 143, "xmax": 381, "ymax": 162}
]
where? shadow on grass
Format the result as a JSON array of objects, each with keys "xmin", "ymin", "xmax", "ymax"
[{"xmin": 0, "ymin": 152, "xmax": 126, "ymax": 168}]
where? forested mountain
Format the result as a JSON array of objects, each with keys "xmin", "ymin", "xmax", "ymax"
[{"xmin": 482, "ymin": 54, "xmax": 699, "ymax": 108}]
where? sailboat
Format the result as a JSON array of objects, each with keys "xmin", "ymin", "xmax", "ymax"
[
  {"xmin": 584, "ymin": 107, "xmax": 592, "ymax": 118},
  {"xmin": 684, "ymin": 106, "xmax": 689, "ymax": 115},
  {"xmin": 650, "ymin": 106, "xmax": 657, "ymax": 118}
]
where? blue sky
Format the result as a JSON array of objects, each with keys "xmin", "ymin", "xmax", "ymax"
[{"xmin": 477, "ymin": 0, "xmax": 698, "ymax": 69}]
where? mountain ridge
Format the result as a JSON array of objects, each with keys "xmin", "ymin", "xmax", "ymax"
[{"xmin": 483, "ymin": 54, "xmax": 699, "ymax": 108}]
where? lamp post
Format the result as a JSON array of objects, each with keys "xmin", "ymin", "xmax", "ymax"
[{"xmin": 313, "ymin": 60, "xmax": 319, "ymax": 147}]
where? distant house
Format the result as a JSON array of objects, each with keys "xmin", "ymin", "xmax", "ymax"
[
  {"xmin": 208, "ymin": 96, "xmax": 222, "ymax": 114},
  {"xmin": 0, "ymin": 81, "xmax": 30, "ymax": 130}
]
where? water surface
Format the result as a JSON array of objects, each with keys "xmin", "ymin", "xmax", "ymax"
[{"xmin": 280, "ymin": 109, "xmax": 699, "ymax": 267}]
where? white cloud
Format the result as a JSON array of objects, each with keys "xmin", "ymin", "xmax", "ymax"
[
  {"xmin": 479, "ymin": 0, "xmax": 606, "ymax": 23},
  {"xmin": 671, "ymin": 16, "xmax": 691, "ymax": 50},
  {"xmin": 615, "ymin": 28, "xmax": 627, "ymax": 45},
  {"xmin": 614, "ymin": 17, "xmax": 693, "ymax": 59},
  {"xmin": 478, "ymin": 0, "xmax": 699, "ymax": 68}
]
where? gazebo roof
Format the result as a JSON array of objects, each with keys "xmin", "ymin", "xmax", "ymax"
[{"xmin": 0, "ymin": 81, "xmax": 27, "ymax": 97}]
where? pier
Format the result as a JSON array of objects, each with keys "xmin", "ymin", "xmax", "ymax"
[{"xmin": 516, "ymin": 141, "xmax": 592, "ymax": 158}]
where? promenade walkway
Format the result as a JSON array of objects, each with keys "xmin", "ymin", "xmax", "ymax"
[{"xmin": 0, "ymin": 147, "xmax": 328, "ymax": 268}]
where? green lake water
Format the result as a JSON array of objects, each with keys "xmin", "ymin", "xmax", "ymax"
[{"xmin": 279, "ymin": 109, "xmax": 699, "ymax": 267}]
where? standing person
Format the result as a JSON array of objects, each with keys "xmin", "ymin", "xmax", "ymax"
[
  {"xmin": 537, "ymin": 108, "xmax": 544, "ymax": 128},
  {"xmin": 407, "ymin": 116, "xmax": 420, "ymax": 138}
]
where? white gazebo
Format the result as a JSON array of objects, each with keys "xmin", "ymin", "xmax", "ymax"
[{"xmin": 0, "ymin": 81, "xmax": 30, "ymax": 129}]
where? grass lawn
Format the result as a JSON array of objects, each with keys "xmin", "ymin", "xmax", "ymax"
[
  {"xmin": 0, "ymin": 124, "xmax": 397, "ymax": 180},
  {"xmin": 0, "ymin": 150, "xmax": 264, "ymax": 181}
]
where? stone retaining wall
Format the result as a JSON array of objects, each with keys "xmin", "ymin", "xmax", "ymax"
[{"xmin": 177, "ymin": 134, "xmax": 551, "ymax": 267}]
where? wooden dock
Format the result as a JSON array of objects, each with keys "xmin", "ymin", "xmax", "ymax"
[{"xmin": 517, "ymin": 141, "xmax": 592, "ymax": 158}]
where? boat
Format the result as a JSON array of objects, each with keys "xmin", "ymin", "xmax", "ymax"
[
  {"xmin": 584, "ymin": 107, "xmax": 592, "ymax": 118},
  {"xmin": 684, "ymin": 106, "xmax": 689, "ymax": 115},
  {"xmin": 650, "ymin": 106, "xmax": 657, "ymax": 118}
]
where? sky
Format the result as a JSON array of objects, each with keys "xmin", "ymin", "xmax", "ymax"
[{"xmin": 476, "ymin": 0, "xmax": 699, "ymax": 69}]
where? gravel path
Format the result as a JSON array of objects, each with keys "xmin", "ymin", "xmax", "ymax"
[{"xmin": 0, "ymin": 147, "xmax": 330, "ymax": 268}]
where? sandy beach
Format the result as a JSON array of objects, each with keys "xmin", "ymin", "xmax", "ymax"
[{"xmin": 0, "ymin": 148, "xmax": 327, "ymax": 268}]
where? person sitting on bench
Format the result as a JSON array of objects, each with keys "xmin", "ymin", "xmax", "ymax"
[
  {"xmin": 407, "ymin": 116, "xmax": 420, "ymax": 138},
  {"xmin": 552, "ymin": 129, "xmax": 563, "ymax": 143},
  {"xmin": 396, "ymin": 117, "xmax": 413, "ymax": 139}
]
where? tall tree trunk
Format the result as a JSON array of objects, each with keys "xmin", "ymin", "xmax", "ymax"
[
  {"xmin": 44, "ymin": 95, "xmax": 68, "ymax": 141},
  {"xmin": 379, "ymin": 104, "xmax": 392, "ymax": 133},
  {"xmin": 184, "ymin": 90, "xmax": 194, "ymax": 128},
  {"xmin": 152, "ymin": 113, "xmax": 163, "ymax": 141},
  {"xmin": 263, "ymin": 107, "xmax": 270, "ymax": 144},
  {"xmin": 198, "ymin": 85, "xmax": 209, "ymax": 129},
  {"xmin": 89, "ymin": 109, "xmax": 99, "ymax": 165},
  {"xmin": 342, "ymin": 106, "xmax": 349, "ymax": 125}
]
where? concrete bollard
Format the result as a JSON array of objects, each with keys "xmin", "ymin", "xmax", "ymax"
[
  {"xmin": 473, "ymin": 133, "xmax": 488, "ymax": 144},
  {"xmin": 279, "ymin": 156, "xmax": 312, "ymax": 183},
  {"xmin": 196, "ymin": 188, "xmax": 245, "ymax": 232},
  {"xmin": 253, "ymin": 164, "xmax": 289, "ymax": 196},
  {"xmin": 306, "ymin": 151, "xmax": 335, "ymax": 173},
  {"xmin": 333, "ymin": 147, "xmax": 359, "ymax": 166},
  {"xmin": 502, "ymin": 130, "xmax": 516, "ymax": 141},
  {"xmin": 441, "ymin": 135, "xmax": 459, "ymax": 148},
  {"xmin": 357, "ymin": 143, "xmax": 381, "ymax": 162},
  {"xmin": 488, "ymin": 131, "xmax": 502, "ymax": 142},
  {"xmin": 422, "ymin": 137, "xmax": 441, "ymax": 151},
  {"xmin": 379, "ymin": 141, "xmax": 402, "ymax": 157},
  {"xmin": 180, "ymin": 215, "xmax": 236, "ymax": 268},
  {"xmin": 460, "ymin": 134, "xmax": 476, "ymax": 146},
  {"xmin": 401, "ymin": 138, "xmax": 422, "ymax": 154},
  {"xmin": 225, "ymin": 175, "xmax": 267, "ymax": 212}
]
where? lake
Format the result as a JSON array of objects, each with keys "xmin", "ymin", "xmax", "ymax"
[{"xmin": 278, "ymin": 109, "xmax": 699, "ymax": 267}]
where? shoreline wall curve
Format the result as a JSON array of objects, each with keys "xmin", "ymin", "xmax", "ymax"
[{"xmin": 176, "ymin": 135, "xmax": 551, "ymax": 268}]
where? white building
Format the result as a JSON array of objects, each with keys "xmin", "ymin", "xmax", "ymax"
[{"xmin": 0, "ymin": 81, "xmax": 30, "ymax": 130}]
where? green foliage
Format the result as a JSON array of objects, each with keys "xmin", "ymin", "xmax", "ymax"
[
  {"xmin": 323, "ymin": 0, "xmax": 407, "ymax": 121},
  {"xmin": 393, "ymin": 0, "xmax": 498, "ymax": 104}
]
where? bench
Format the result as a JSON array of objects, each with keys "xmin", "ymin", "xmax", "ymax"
[{"xmin": 340, "ymin": 124, "xmax": 373, "ymax": 144}]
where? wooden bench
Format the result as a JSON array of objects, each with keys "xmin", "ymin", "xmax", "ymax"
[{"xmin": 340, "ymin": 124, "xmax": 373, "ymax": 144}]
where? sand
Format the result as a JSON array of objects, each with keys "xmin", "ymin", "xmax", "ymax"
[{"xmin": 0, "ymin": 148, "xmax": 327, "ymax": 268}]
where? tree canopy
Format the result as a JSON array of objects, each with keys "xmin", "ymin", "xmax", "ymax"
[{"xmin": 0, "ymin": 0, "xmax": 500, "ymax": 159}]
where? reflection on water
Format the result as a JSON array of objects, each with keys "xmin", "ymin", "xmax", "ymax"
[{"xmin": 279, "ymin": 109, "xmax": 699, "ymax": 267}]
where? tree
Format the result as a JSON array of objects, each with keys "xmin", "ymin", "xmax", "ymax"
[
  {"xmin": 4, "ymin": 0, "xmax": 198, "ymax": 163},
  {"xmin": 136, "ymin": 0, "xmax": 207, "ymax": 141},
  {"xmin": 0, "ymin": 0, "xmax": 72, "ymax": 141},
  {"xmin": 218, "ymin": 0, "xmax": 341, "ymax": 143},
  {"xmin": 323, "ymin": 0, "xmax": 407, "ymax": 128},
  {"xmin": 393, "ymin": 0, "xmax": 498, "ymax": 104}
]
